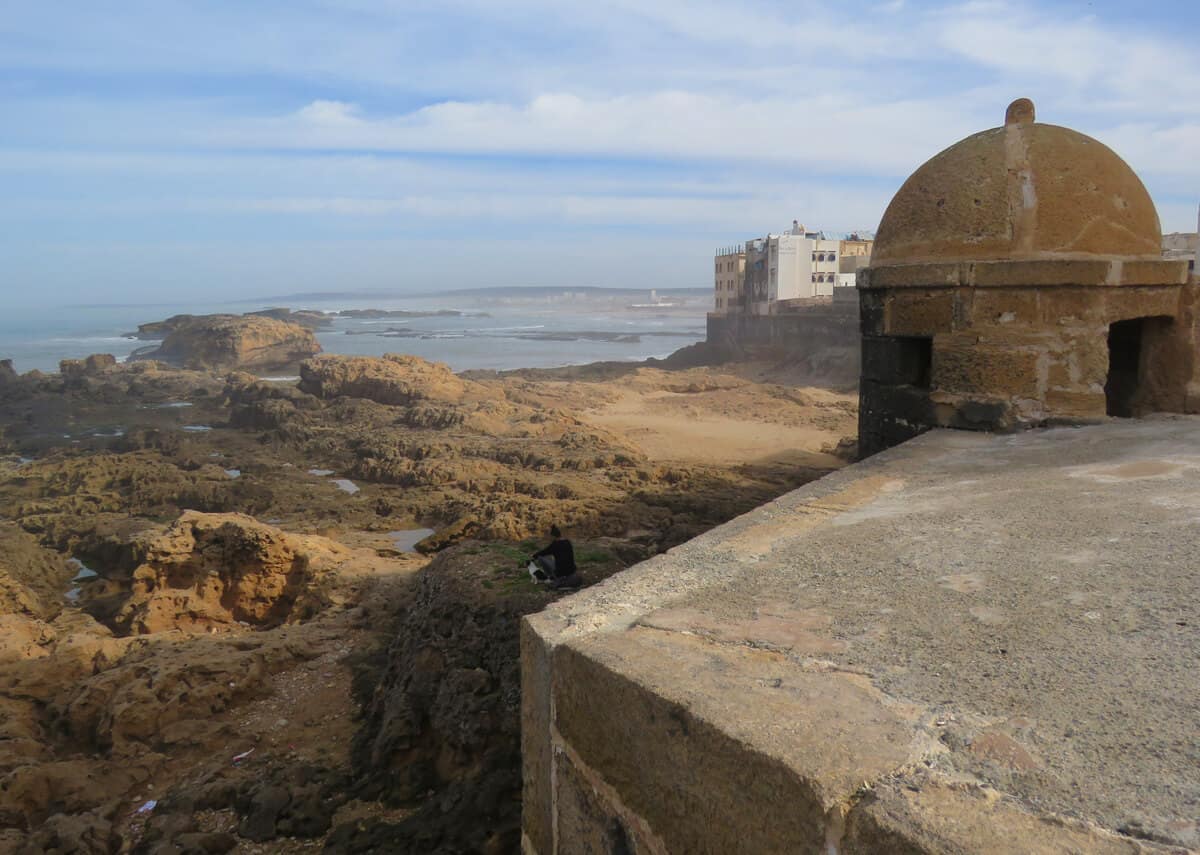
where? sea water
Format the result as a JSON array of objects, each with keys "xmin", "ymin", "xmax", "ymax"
[{"xmin": 0, "ymin": 292, "xmax": 708, "ymax": 375}]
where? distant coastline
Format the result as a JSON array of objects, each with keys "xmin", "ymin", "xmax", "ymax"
[
  {"xmin": 64, "ymin": 285, "xmax": 710, "ymax": 310},
  {"xmin": 4, "ymin": 290, "xmax": 710, "ymax": 375}
]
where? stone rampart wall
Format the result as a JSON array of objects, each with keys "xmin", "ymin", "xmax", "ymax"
[
  {"xmin": 521, "ymin": 425, "xmax": 1200, "ymax": 853},
  {"xmin": 706, "ymin": 306, "xmax": 859, "ymax": 383}
]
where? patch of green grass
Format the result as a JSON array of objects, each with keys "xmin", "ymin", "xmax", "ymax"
[
  {"xmin": 500, "ymin": 575, "xmax": 541, "ymax": 592},
  {"xmin": 483, "ymin": 543, "xmax": 527, "ymax": 563},
  {"xmin": 576, "ymin": 546, "xmax": 613, "ymax": 565}
]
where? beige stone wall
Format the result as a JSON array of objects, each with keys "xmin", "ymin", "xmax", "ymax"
[
  {"xmin": 838, "ymin": 238, "xmax": 873, "ymax": 258},
  {"xmin": 858, "ymin": 258, "xmax": 1195, "ymax": 453}
]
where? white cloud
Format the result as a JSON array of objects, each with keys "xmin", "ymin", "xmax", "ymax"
[
  {"xmin": 3, "ymin": 0, "xmax": 1200, "ymax": 301},
  {"xmin": 1101, "ymin": 122, "xmax": 1200, "ymax": 187},
  {"xmin": 296, "ymin": 100, "xmax": 362, "ymax": 126},
  {"xmin": 932, "ymin": 1, "xmax": 1200, "ymax": 108},
  {"xmin": 261, "ymin": 90, "xmax": 979, "ymax": 178}
]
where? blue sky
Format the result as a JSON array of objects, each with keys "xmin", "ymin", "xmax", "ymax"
[{"xmin": 2, "ymin": 0, "xmax": 1198, "ymax": 305}]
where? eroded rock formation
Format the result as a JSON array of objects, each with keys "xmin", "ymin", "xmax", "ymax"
[
  {"xmin": 82, "ymin": 512, "xmax": 350, "ymax": 635},
  {"xmin": 0, "ymin": 350, "xmax": 855, "ymax": 850},
  {"xmin": 131, "ymin": 315, "xmax": 321, "ymax": 371},
  {"xmin": 298, "ymin": 353, "xmax": 469, "ymax": 406},
  {"xmin": 330, "ymin": 542, "xmax": 626, "ymax": 852},
  {"xmin": 0, "ymin": 524, "xmax": 72, "ymax": 664}
]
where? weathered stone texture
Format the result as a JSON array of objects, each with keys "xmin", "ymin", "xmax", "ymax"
[
  {"xmin": 553, "ymin": 749, "xmax": 663, "ymax": 855},
  {"xmin": 873, "ymin": 120, "xmax": 1162, "ymax": 265},
  {"xmin": 520, "ymin": 620, "xmax": 555, "ymax": 855},
  {"xmin": 844, "ymin": 780, "xmax": 1165, "ymax": 855},
  {"xmin": 1120, "ymin": 259, "xmax": 1191, "ymax": 286},
  {"xmin": 550, "ymin": 629, "xmax": 923, "ymax": 855},
  {"xmin": 884, "ymin": 291, "xmax": 957, "ymax": 337},
  {"xmin": 968, "ymin": 287, "xmax": 1039, "ymax": 325},
  {"xmin": 971, "ymin": 259, "xmax": 1114, "ymax": 288},
  {"xmin": 931, "ymin": 341, "xmax": 1042, "ymax": 400},
  {"xmin": 521, "ymin": 424, "xmax": 1200, "ymax": 853},
  {"xmin": 130, "ymin": 315, "xmax": 321, "ymax": 371}
]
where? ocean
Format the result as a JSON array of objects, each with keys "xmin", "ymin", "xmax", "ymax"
[{"xmin": 0, "ymin": 291, "xmax": 709, "ymax": 375}]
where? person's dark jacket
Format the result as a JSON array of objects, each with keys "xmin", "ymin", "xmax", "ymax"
[{"xmin": 533, "ymin": 538, "xmax": 576, "ymax": 576}]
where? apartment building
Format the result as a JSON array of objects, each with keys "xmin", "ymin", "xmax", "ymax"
[
  {"xmin": 714, "ymin": 221, "xmax": 874, "ymax": 315},
  {"xmin": 712, "ymin": 246, "xmax": 746, "ymax": 314}
]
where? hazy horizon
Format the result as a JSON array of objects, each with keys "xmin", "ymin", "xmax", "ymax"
[{"xmin": 3, "ymin": 0, "xmax": 1198, "ymax": 307}]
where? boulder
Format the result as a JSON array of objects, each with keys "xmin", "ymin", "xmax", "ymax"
[
  {"xmin": 298, "ymin": 353, "xmax": 467, "ymax": 406},
  {"xmin": 85, "ymin": 353, "xmax": 117, "ymax": 373},
  {"xmin": 93, "ymin": 511, "xmax": 350, "ymax": 635},
  {"xmin": 130, "ymin": 316, "xmax": 321, "ymax": 371}
]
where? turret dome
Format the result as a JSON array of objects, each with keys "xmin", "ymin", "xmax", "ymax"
[{"xmin": 872, "ymin": 99, "xmax": 1162, "ymax": 266}]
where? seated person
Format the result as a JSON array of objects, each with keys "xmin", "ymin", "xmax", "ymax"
[{"xmin": 529, "ymin": 525, "xmax": 581, "ymax": 589}]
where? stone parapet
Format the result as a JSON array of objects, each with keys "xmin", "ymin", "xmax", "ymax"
[{"xmin": 522, "ymin": 425, "xmax": 1200, "ymax": 853}]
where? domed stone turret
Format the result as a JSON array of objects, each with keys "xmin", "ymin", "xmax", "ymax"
[
  {"xmin": 872, "ymin": 99, "xmax": 1163, "ymax": 266},
  {"xmin": 857, "ymin": 99, "xmax": 1195, "ymax": 458}
]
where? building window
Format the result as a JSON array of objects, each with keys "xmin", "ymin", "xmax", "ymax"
[
  {"xmin": 818, "ymin": 254, "xmax": 825, "ymax": 262},
  {"xmin": 829, "ymin": 253, "xmax": 836, "ymax": 261}
]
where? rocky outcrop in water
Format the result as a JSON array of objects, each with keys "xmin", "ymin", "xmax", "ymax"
[
  {"xmin": 245, "ymin": 307, "xmax": 334, "ymax": 329},
  {"xmin": 130, "ymin": 315, "xmax": 321, "ymax": 371},
  {"xmin": 128, "ymin": 309, "xmax": 332, "ymax": 340}
]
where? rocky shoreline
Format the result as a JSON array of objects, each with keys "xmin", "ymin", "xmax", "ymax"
[{"xmin": 0, "ymin": 333, "xmax": 856, "ymax": 852}]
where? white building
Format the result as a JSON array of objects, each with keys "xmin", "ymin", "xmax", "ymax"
[
  {"xmin": 715, "ymin": 221, "xmax": 875, "ymax": 315},
  {"xmin": 747, "ymin": 222, "xmax": 844, "ymax": 313}
]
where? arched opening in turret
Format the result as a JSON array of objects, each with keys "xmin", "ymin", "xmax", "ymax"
[{"xmin": 1105, "ymin": 316, "xmax": 1175, "ymax": 418}]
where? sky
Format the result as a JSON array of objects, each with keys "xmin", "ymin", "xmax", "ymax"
[{"xmin": 1, "ymin": 0, "xmax": 1198, "ymax": 306}]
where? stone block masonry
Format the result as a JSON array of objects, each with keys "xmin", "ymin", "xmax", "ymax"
[
  {"xmin": 705, "ymin": 302, "xmax": 860, "ymax": 386},
  {"xmin": 522, "ymin": 422, "xmax": 1200, "ymax": 853}
]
